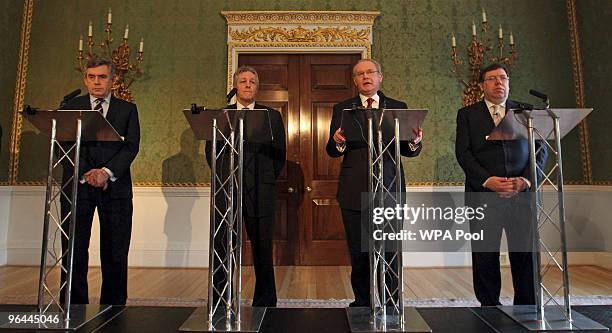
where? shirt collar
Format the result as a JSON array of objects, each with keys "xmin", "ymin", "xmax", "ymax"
[
  {"xmin": 90, "ymin": 93, "xmax": 111, "ymax": 106},
  {"xmin": 484, "ymin": 98, "xmax": 506, "ymax": 110},
  {"xmin": 237, "ymin": 101, "xmax": 255, "ymax": 110},
  {"xmin": 359, "ymin": 93, "xmax": 379, "ymax": 106}
]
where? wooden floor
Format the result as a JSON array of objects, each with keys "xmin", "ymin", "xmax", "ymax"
[{"xmin": 1, "ymin": 265, "xmax": 610, "ymax": 302}]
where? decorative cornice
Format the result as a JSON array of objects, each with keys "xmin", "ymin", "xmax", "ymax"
[
  {"xmin": 229, "ymin": 26, "xmax": 370, "ymax": 43},
  {"xmin": 8, "ymin": 0, "xmax": 33, "ymax": 185},
  {"xmin": 221, "ymin": 11, "xmax": 380, "ymax": 25},
  {"xmin": 566, "ymin": 0, "xmax": 592, "ymax": 184}
]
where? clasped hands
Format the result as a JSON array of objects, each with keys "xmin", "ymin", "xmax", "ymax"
[
  {"xmin": 84, "ymin": 168, "xmax": 109, "ymax": 190},
  {"xmin": 485, "ymin": 176, "xmax": 528, "ymax": 198},
  {"xmin": 333, "ymin": 127, "xmax": 423, "ymax": 144}
]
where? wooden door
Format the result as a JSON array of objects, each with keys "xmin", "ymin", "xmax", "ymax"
[{"xmin": 238, "ymin": 53, "xmax": 359, "ymax": 265}]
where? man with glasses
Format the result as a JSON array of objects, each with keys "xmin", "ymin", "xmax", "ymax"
[
  {"xmin": 326, "ymin": 59, "xmax": 423, "ymax": 307},
  {"xmin": 455, "ymin": 63, "xmax": 547, "ymax": 306}
]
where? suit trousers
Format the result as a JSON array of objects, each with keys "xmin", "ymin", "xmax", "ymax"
[
  {"xmin": 212, "ymin": 214, "xmax": 277, "ymax": 308},
  {"xmin": 60, "ymin": 187, "xmax": 133, "ymax": 305},
  {"xmin": 470, "ymin": 196, "xmax": 535, "ymax": 306},
  {"xmin": 341, "ymin": 208, "xmax": 399, "ymax": 307}
]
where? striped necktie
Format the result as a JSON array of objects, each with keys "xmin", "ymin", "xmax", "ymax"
[{"xmin": 94, "ymin": 98, "xmax": 104, "ymax": 115}]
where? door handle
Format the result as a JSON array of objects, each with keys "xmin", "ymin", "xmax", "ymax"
[
  {"xmin": 288, "ymin": 186, "xmax": 295, "ymax": 194},
  {"xmin": 305, "ymin": 186, "xmax": 312, "ymax": 193}
]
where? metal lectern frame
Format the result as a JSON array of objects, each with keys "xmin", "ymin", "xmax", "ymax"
[
  {"xmin": 179, "ymin": 109, "xmax": 266, "ymax": 332},
  {"xmin": 345, "ymin": 108, "xmax": 431, "ymax": 333},
  {"xmin": 1, "ymin": 110, "xmax": 120, "ymax": 331},
  {"xmin": 489, "ymin": 108, "xmax": 607, "ymax": 331}
]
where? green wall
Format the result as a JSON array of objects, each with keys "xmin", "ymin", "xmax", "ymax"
[
  {"xmin": 4, "ymin": 0, "xmax": 607, "ymax": 185},
  {"xmin": 0, "ymin": 1, "xmax": 23, "ymax": 183},
  {"xmin": 576, "ymin": 0, "xmax": 612, "ymax": 183}
]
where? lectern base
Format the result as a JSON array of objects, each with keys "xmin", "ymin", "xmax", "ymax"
[
  {"xmin": 346, "ymin": 307, "xmax": 431, "ymax": 332},
  {"xmin": 499, "ymin": 305, "xmax": 609, "ymax": 331},
  {"xmin": 0, "ymin": 304, "xmax": 112, "ymax": 331},
  {"xmin": 179, "ymin": 306, "xmax": 266, "ymax": 332}
]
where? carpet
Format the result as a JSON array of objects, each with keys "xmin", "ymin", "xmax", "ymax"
[{"xmin": 2, "ymin": 295, "xmax": 611, "ymax": 308}]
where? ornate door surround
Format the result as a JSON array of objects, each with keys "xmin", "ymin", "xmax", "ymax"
[{"xmin": 221, "ymin": 11, "xmax": 380, "ymax": 89}]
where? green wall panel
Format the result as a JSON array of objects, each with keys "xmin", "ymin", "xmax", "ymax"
[
  {"xmin": 11, "ymin": 0, "xmax": 588, "ymax": 185},
  {"xmin": 577, "ymin": 0, "xmax": 612, "ymax": 182},
  {"xmin": 0, "ymin": 1, "xmax": 23, "ymax": 183}
]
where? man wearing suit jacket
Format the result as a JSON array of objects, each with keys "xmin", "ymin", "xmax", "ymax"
[
  {"xmin": 455, "ymin": 63, "xmax": 547, "ymax": 306},
  {"xmin": 326, "ymin": 59, "xmax": 423, "ymax": 307},
  {"xmin": 60, "ymin": 57, "xmax": 140, "ymax": 305},
  {"xmin": 205, "ymin": 66, "xmax": 286, "ymax": 307}
]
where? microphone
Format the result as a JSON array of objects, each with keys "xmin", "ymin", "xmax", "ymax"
[
  {"xmin": 226, "ymin": 88, "xmax": 237, "ymax": 104},
  {"xmin": 529, "ymin": 89, "xmax": 550, "ymax": 108},
  {"xmin": 529, "ymin": 89, "xmax": 548, "ymax": 101},
  {"xmin": 377, "ymin": 90, "xmax": 387, "ymax": 109},
  {"xmin": 377, "ymin": 90, "xmax": 386, "ymax": 128},
  {"xmin": 23, "ymin": 105, "xmax": 39, "ymax": 115},
  {"xmin": 190, "ymin": 103, "xmax": 206, "ymax": 114},
  {"xmin": 59, "ymin": 89, "xmax": 81, "ymax": 108},
  {"xmin": 510, "ymin": 101, "xmax": 534, "ymax": 114}
]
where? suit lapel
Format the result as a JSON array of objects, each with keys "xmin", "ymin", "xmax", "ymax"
[
  {"xmin": 477, "ymin": 100, "xmax": 495, "ymax": 130},
  {"xmin": 106, "ymin": 96, "xmax": 118, "ymax": 125}
]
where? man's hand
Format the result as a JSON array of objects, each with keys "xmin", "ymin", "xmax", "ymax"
[
  {"xmin": 84, "ymin": 169, "xmax": 110, "ymax": 190},
  {"xmin": 413, "ymin": 127, "xmax": 423, "ymax": 144},
  {"xmin": 333, "ymin": 128, "xmax": 346, "ymax": 144},
  {"xmin": 485, "ymin": 176, "xmax": 516, "ymax": 197},
  {"xmin": 512, "ymin": 177, "xmax": 529, "ymax": 192}
]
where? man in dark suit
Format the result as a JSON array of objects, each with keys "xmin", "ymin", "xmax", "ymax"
[
  {"xmin": 455, "ymin": 63, "xmax": 547, "ymax": 306},
  {"xmin": 326, "ymin": 59, "xmax": 423, "ymax": 307},
  {"xmin": 60, "ymin": 57, "xmax": 140, "ymax": 305},
  {"xmin": 205, "ymin": 66, "xmax": 286, "ymax": 307}
]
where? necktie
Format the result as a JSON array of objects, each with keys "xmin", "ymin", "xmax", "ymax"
[
  {"xmin": 366, "ymin": 97, "xmax": 374, "ymax": 108},
  {"xmin": 94, "ymin": 98, "xmax": 104, "ymax": 115},
  {"xmin": 492, "ymin": 104, "xmax": 501, "ymax": 126}
]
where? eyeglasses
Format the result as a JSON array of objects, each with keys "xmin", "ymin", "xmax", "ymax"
[
  {"xmin": 483, "ymin": 76, "xmax": 510, "ymax": 83},
  {"xmin": 354, "ymin": 70, "xmax": 380, "ymax": 78}
]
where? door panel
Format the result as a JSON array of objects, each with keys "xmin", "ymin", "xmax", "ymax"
[{"xmin": 238, "ymin": 53, "xmax": 359, "ymax": 265}]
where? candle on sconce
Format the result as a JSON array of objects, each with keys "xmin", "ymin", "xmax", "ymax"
[
  {"xmin": 139, "ymin": 38, "xmax": 144, "ymax": 52},
  {"xmin": 472, "ymin": 21, "xmax": 477, "ymax": 36},
  {"xmin": 498, "ymin": 25, "xmax": 503, "ymax": 39},
  {"xmin": 79, "ymin": 35, "xmax": 83, "ymax": 51},
  {"xmin": 509, "ymin": 32, "xmax": 514, "ymax": 45},
  {"xmin": 88, "ymin": 21, "xmax": 93, "ymax": 37},
  {"xmin": 451, "ymin": 34, "xmax": 456, "ymax": 47},
  {"xmin": 124, "ymin": 24, "xmax": 129, "ymax": 39},
  {"xmin": 107, "ymin": 8, "xmax": 112, "ymax": 24},
  {"xmin": 482, "ymin": 8, "xmax": 487, "ymax": 23}
]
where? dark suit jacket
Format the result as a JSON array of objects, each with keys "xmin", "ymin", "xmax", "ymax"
[
  {"xmin": 205, "ymin": 103, "xmax": 286, "ymax": 218},
  {"xmin": 455, "ymin": 99, "xmax": 548, "ymax": 192},
  {"xmin": 61, "ymin": 95, "xmax": 140, "ymax": 199},
  {"xmin": 326, "ymin": 94, "xmax": 422, "ymax": 211}
]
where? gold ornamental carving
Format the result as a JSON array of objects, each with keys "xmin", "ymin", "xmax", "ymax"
[
  {"xmin": 229, "ymin": 26, "xmax": 370, "ymax": 43},
  {"xmin": 221, "ymin": 11, "xmax": 379, "ymax": 25}
]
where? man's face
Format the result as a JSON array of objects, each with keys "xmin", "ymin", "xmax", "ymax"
[
  {"xmin": 235, "ymin": 71, "xmax": 258, "ymax": 105},
  {"xmin": 353, "ymin": 60, "xmax": 383, "ymax": 97},
  {"xmin": 83, "ymin": 65, "xmax": 113, "ymax": 98},
  {"xmin": 479, "ymin": 67, "xmax": 509, "ymax": 104}
]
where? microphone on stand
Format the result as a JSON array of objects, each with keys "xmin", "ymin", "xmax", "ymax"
[
  {"xmin": 59, "ymin": 89, "xmax": 81, "ymax": 108},
  {"xmin": 529, "ymin": 89, "xmax": 550, "ymax": 109}
]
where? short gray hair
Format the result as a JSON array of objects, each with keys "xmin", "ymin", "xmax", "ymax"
[
  {"xmin": 85, "ymin": 57, "xmax": 116, "ymax": 77},
  {"xmin": 232, "ymin": 66, "xmax": 259, "ymax": 87},
  {"xmin": 352, "ymin": 59, "xmax": 382, "ymax": 76}
]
